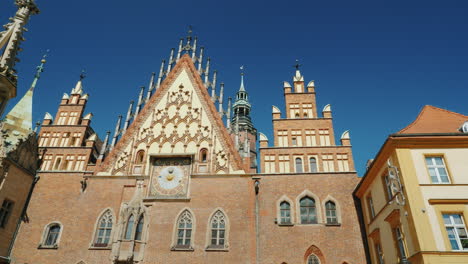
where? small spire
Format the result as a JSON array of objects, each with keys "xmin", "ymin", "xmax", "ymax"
[
  {"xmin": 239, "ymin": 66, "xmax": 245, "ymax": 91},
  {"xmin": 135, "ymin": 86, "xmax": 145, "ymax": 116},
  {"xmin": 2, "ymin": 51, "xmax": 48, "ymax": 143},
  {"xmin": 29, "ymin": 50, "xmax": 48, "ymax": 92},
  {"xmin": 110, "ymin": 115, "xmax": 123, "ymax": 149},
  {"xmin": 98, "ymin": 130, "xmax": 111, "ymax": 160},
  {"xmin": 71, "ymin": 69, "xmax": 85, "ymax": 95},
  {"xmin": 146, "ymin": 72, "xmax": 156, "ymax": 101}
]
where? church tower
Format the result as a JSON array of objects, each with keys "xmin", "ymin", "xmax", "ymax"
[
  {"xmin": 0, "ymin": 54, "xmax": 43, "ymax": 262},
  {"xmin": 0, "ymin": 0, "xmax": 39, "ymax": 115},
  {"xmin": 230, "ymin": 70, "xmax": 258, "ymax": 172}
]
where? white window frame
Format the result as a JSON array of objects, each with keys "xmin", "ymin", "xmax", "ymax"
[
  {"xmin": 444, "ymin": 213, "xmax": 468, "ymax": 251},
  {"xmin": 425, "ymin": 156, "xmax": 450, "ymax": 184}
]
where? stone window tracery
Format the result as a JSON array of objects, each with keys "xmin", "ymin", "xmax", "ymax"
[
  {"xmin": 208, "ymin": 210, "xmax": 228, "ymax": 249},
  {"xmin": 175, "ymin": 210, "xmax": 193, "ymax": 249},
  {"xmin": 93, "ymin": 210, "xmax": 113, "ymax": 247},
  {"xmin": 135, "ymin": 214, "xmax": 144, "ymax": 241}
]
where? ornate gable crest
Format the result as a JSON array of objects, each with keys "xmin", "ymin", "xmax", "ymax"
[{"xmin": 97, "ymin": 55, "xmax": 244, "ymax": 176}]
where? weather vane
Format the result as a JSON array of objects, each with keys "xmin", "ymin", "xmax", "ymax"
[
  {"xmin": 294, "ymin": 59, "xmax": 301, "ymax": 70},
  {"xmin": 187, "ymin": 25, "xmax": 193, "ymax": 39},
  {"xmin": 79, "ymin": 69, "xmax": 86, "ymax": 81},
  {"xmin": 240, "ymin": 65, "xmax": 244, "ymax": 76}
]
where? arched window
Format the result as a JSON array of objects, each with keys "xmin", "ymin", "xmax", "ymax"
[
  {"xmin": 135, "ymin": 150, "xmax": 145, "ymax": 164},
  {"xmin": 307, "ymin": 254, "xmax": 320, "ymax": 264},
  {"xmin": 300, "ymin": 197, "xmax": 317, "ymax": 224},
  {"xmin": 135, "ymin": 215, "xmax": 144, "ymax": 241},
  {"xmin": 209, "ymin": 210, "xmax": 227, "ymax": 248},
  {"xmin": 309, "ymin": 157, "xmax": 317, "ymax": 173},
  {"xmin": 200, "ymin": 148, "xmax": 208, "ymax": 163},
  {"xmin": 295, "ymin": 158, "xmax": 303, "ymax": 173},
  {"xmin": 295, "ymin": 112, "xmax": 300, "ymax": 118},
  {"xmin": 176, "ymin": 210, "xmax": 193, "ymax": 248},
  {"xmin": 280, "ymin": 201, "xmax": 291, "ymax": 224},
  {"xmin": 303, "ymin": 112, "xmax": 308, "ymax": 118},
  {"xmin": 325, "ymin": 201, "xmax": 338, "ymax": 224},
  {"xmin": 94, "ymin": 210, "xmax": 113, "ymax": 247},
  {"xmin": 44, "ymin": 224, "xmax": 61, "ymax": 246},
  {"xmin": 124, "ymin": 215, "xmax": 135, "ymax": 240}
]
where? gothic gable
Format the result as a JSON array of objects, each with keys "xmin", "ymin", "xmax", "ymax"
[{"xmin": 97, "ymin": 55, "xmax": 244, "ymax": 175}]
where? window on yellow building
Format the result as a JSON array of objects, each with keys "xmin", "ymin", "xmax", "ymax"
[
  {"xmin": 425, "ymin": 156, "xmax": 450, "ymax": 183},
  {"xmin": 367, "ymin": 194, "xmax": 375, "ymax": 220},
  {"xmin": 383, "ymin": 174, "xmax": 394, "ymax": 201},
  {"xmin": 443, "ymin": 214, "xmax": 468, "ymax": 250},
  {"xmin": 393, "ymin": 226, "xmax": 408, "ymax": 261},
  {"xmin": 374, "ymin": 243, "xmax": 385, "ymax": 264}
]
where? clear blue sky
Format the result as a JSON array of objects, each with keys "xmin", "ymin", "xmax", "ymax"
[{"xmin": 2, "ymin": 0, "xmax": 468, "ymax": 176}]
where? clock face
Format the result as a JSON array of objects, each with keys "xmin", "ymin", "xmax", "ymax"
[
  {"xmin": 158, "ymin": 166, "xmax": 183, "ymax": 190},
  {"xmin": 149, "ymin": 157, "xmax": 192, "ymax": 198}
]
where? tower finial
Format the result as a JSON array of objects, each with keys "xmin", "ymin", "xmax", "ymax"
[
  {"xmin": 293, "ymin": 59, "xmax": 304, "ymax": 82},
  {"xmin": 187, "ymin": 25, "xmax": 193, "ymax": 39},
  {"xmin": 239, "ymin": 65, "xmax": 245, "ymax": 91},
  {"xmin": 79, "ymin": 69, "xmax": 86, "ymax": 81},
  {"xmin": 29, "ymin": 49, "xmax": 48, "ymax": 92}
]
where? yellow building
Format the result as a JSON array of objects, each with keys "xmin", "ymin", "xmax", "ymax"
[{"xmin": 355, "ymin": 105, "xmax": 468, "ymax": 264}]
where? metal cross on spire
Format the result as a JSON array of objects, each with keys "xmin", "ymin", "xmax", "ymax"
[
  {"xmin": 187, "ymin": 25, "xmax": 193, "ymax": 40},
  {"xmin": 29, "ymin": 49, "xmax": 49, "ymax": 92}
]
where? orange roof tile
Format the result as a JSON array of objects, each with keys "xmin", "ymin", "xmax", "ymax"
[{"xmin": 398, "ymin": 105, "xmax": 468, "ymax": 134}]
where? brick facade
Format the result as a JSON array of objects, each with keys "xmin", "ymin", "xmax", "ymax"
[{"xmin": 10, "ymin": 42, "xmax": 366, "ymax": 264}]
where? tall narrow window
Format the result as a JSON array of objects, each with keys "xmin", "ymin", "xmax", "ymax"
[
  {"xmin": 325, "ymin": 201, "xmax": 338, "ymax": 224},
  {"xmin": 375, "ymin": 243, "xmax": 385, "ymax": 264},
  {"xmin": 135, "ymin": 215, "xmax": 144, "ymax": 241},
  {"xmin": 305, "ymin": 130, "xmax": 316, "ymax": 146},
  {"xmin": 280, "ymin": 201, "xmax": 291, "ymax": 224},
  {"xmin": 319, "ymin": 129, "xmax": 330, "ymax": 146},
  {"xmin": 57, "ymin": 112, "xmax": 68, "ymax": 125},
  {"xmin": 279, "ymin": 155, "xmax": 290, "ymax": 173},
  {"xmin": 295, "ymin": 158, "xmax": 303, "ymax": 173},
  {"xmin": 60, "ymin": 132, "xmax": 70, "ymax": 147},
  {"xmin": 41, "ymin": 155, "xmax": 53, "ymax": 170},
  {"xmin": 278, "ymin": 130, "xmax": 288, "ymax": 147},
  {"xmin": 176, "ymin": 210, "xmax": 193, "ymax": 248},
  {"xmin": 53, "ymin": 156, "xmax": 63, "ymax": 170},
  {"xmin": 44, "ymin": 224, "xmax": 61, "ymax": 246},
  {"xmin": 291, "ymin": 130, "xmax": 302, "ymax": 146},
  {"xmin": 384, "ymin": 174, "xmax": 393, "ymax": 201},
  {"xmin": 322, "ymin": 154, "xmax": 335, "ymax": 172},
  {"xmin": 393, "ymin": 226, "xmax": 408, "ymax": 260},
  {"xmin": 264, "ymin": 155, "xmax": 276, "ymax": 173},
  {"xmin": 209, "ymin": 210, "xmax": 227, "ymax": 248},
  {"xmin": 94, "ymin": 210, "xmax": 113, "ymax": 247},
  {"xmin": 300, "ymin": 197, "xmax": 317, "ymax": 224},
  {"xmin": 309, "ymin": 157, "xmax": 318, "ymax": 173},
  {"xmin": 337, "ymin": 154, "xmax": 349, "ymax": 172},
  {"xmin": 0, "ymin": 199, "xmax": 14, "ymax": 228},
  {"xmin": 307, "ymin": 254, "xmax": 320, "ymax": 264},
  {"xmin": 124, "ymin": 215, "xmax": 135, "ymax": 240},
  {"xmin": 443, "ymin": 214, "xmax": 468, "ymax": 250},
  {"xmin": 425, "ymin": 156, "xmax": 450, "ymax": 183},
  {"xmin": 367, "ymin": 195, "xmax": 375, "ymax": 220}
]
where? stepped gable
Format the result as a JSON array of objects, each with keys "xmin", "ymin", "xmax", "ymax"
[
  {"xmin": 97, "ymin": 54, "xmax": 244, "ymax": 174},
  {"xmin": 398, "ymin": 105, "xmax": 468, "ymax": 134}
]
